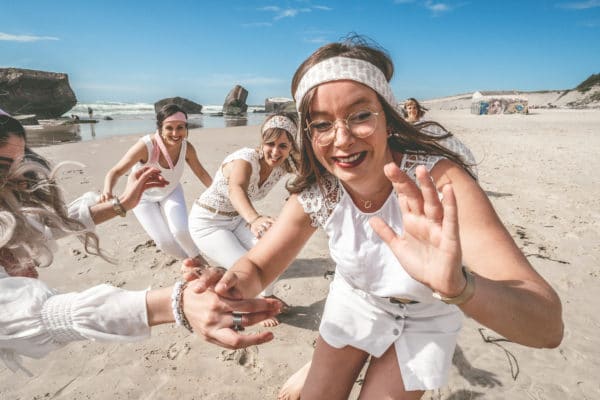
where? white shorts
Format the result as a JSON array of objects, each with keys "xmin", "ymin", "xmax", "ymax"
[{"xmin": 319, "ymin": 273, "xmax": 463, "ymax": 391}]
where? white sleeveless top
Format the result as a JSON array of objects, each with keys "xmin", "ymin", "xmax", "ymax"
[
  {"xmin": 297, "ymin": 136, "xmax": 476, "ymax": 300},
  {"xmin": 198, "ymin": 148, "xmax": 288, "ymax": 214},
  {"xmin": 131, "ymin": 134, "xmax": 187, "ymax": 202}
]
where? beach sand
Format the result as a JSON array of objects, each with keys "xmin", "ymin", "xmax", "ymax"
[{"xmin": 1, "ymin": 109, "xmax": 599, "ymax": 399}]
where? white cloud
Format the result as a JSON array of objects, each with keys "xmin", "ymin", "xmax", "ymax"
[
  {"xmin": 0, "ymin": 32, "xmax": 59, "ymax": 42},
  {"xmin": 557, "ymin": 0, "xmax": 600, "ymax": 9},
  {"xmin": 242, "ymin": 22, "xmax": 273, "ymax": 27},
  {"xmin": 313, "ymin": 5, "xmax": 333, "ymax": 11},
  {"xmin": 425, "ymin": 1, "xmax": 451, "ymax": 13},
  {"xmin": 304, "ymin": 36, "xmax": 328, "ymax": 44}
]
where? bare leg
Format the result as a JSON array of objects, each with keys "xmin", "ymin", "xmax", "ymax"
[
  {"xmin": 278, "ymin": 361, "xmax": 311, "ymax": 400},
  {"xmin": 359, "ymin": 345, "xmax": 424, "ymax": 400},
  {"xmin": 300, "ymin": 336, "xmax": 368, "ymax": 400}
]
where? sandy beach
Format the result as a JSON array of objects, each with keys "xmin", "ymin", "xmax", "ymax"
[{"xmin": 1, "ymin": 108, "xmax": 599, "ymax": 399}]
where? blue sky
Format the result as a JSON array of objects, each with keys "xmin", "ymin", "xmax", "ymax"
[{"xmin": 2, "ymin": 0, "xmax": 599, "ymax": 105}]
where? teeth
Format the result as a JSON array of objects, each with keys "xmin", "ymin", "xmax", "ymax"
[{"xmin": 336, "ymin": 153, "xmax": 361, "ymax": 163}]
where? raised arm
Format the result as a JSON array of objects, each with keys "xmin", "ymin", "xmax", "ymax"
[
  {"xmin": 185, "ymin": 143, "xmax": 213, "ymax": 187},
  {"xmin": 100, "ymin": 140, "xmax": 148, "ymax": 202},
  {"xmin": 370, "ymin": 162, "xmax": 563, "ymax": 349}
]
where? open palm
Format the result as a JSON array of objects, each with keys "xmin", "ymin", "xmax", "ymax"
[{"xmin": 370, "ymin": 163, "xmax": 463, "ymax": 294}]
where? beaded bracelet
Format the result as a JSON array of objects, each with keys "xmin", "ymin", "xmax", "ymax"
[{"xmin": 171, "ymin": 280, "xmax": 193, "ymax": 333}]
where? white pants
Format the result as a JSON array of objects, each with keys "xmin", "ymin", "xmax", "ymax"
[
  {"xmin": 133, "ymin": 184, "xmax": 199, "ymax": 259},
  {"xmin": 188, "ymin": 204, "xmax": 275, "ymax": 297}
]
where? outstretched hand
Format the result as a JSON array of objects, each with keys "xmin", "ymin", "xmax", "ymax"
[
  {"xmin": 369, "ymin": 163, "xmax": 465, "ymax": 297},
  {"xmin": 119, "ymin": 166, "xmax": 168, "ymax": 210}
]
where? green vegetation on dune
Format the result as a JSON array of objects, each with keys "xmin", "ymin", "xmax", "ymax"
[{"xmin": 575, "ymin": 73, "xmax": 600, "ymax": 93}]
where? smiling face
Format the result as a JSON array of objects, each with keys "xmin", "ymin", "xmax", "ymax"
[
  {"xmin": 261, "ymin": 131, "xmax": 292, "ymax": 169},
  {"xmin": 308, "ymin": 80, "xmax": 392, "ymax": 189},
  {"xmin": 160, "ymin": 120, "xmax": 187, "ymax": 146},
  {"xmin": 405, "ymin": 101, "xmax": 419, "ymax": 122}
]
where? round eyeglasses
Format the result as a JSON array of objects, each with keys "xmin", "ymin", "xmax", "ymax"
[{"xmin": 306, "ymin": 109, "xmax": 380, "ymax": 147}]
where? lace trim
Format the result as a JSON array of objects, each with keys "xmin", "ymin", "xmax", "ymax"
[{"xmin": 297, "ymin": 173, "xmax": 341, "ymax": 228}]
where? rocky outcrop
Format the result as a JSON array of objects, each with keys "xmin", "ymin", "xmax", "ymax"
[
  {"xmin": 154, "ymin": 97, "xmax": 203, "ymax": 114},
  {"xmin": 265, "ymin": 97, "xmax": 295, "ymax": 113},
  {"xmin": 0, "ymin": 68, "xmax": 77, "ymax": 118},
  {"xmin": 223, "ymin": 85, "xmax": 248, "ymax": 115}
]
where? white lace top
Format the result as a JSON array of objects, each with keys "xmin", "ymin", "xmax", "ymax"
[
  {"xmin": 0, "ymin": 193, "xmax": 150, "ymax": 375},
  {"xmin": 197, "ymin": 148, "xmax": 288, "ymax": 214},
  {"xmin": 296, "ymin": 136, "xmax": 476, "ymax": 299}
]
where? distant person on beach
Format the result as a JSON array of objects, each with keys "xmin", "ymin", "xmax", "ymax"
[
  {"xmin": 0, "ymin": 110, "xmax": 281, "ymax": 373},
  {"xmin": 186, "ymin": 36, "xmax": 563, "ymax": 399},
  {"xmin": 87, "ymin": 106, "xmax": 93, "ymax": 119},
  {"xmin": 188, "ymin": 111, "xmax": 300, "ymax": 326},
  {"xmin": 404, "ymin": 97, "xmax": 428, "ymax": 123},
  {"xmin": 101, "ymin": 104, "xmax": 213, "ymax": 259}
]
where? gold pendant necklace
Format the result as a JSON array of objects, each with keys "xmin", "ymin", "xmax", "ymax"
[{"xmin": 361, "ymin": 199, "xmax": 372, "ymax": 209}]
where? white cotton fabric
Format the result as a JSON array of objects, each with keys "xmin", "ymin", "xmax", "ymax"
[
  {"xmin": 131, "ymin": 134, "xmax": 187, "ymax": 202},
  {"xmin": 296, "ymin": 138, "xmax": 476, "ymax": 390},
  {"xmin": 0, "ymin": 193, "xmax": 151, "ymax": 374},
  {"xmin": 196, "ymin": 148, "xmax": 287, "ymax": 214},
  {"xmin": 293, "ymin": 57, "xmax": 398, "ymax": 110}
]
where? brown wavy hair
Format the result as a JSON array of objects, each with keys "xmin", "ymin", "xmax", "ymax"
[{"xmin": 287, "ymin": 35, "xmax": 475, "ymax": 194}]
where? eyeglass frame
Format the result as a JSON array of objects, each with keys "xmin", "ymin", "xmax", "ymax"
[{"xmin": 304, "ymin": 109, "xmax": 381, "ymax": 147}]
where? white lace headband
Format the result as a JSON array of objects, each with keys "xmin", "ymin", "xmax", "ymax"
[
  {"xmin": 262, "ymin": 115, "xmax": 297, "ymax": 138},
  {"xmin": 293, "ymin": 56, "xmax": 398, "ymax": 111}
]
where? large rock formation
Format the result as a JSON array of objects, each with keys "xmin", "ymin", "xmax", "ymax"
[
  {"xmin": 223, "ymin": 85, "xmax": 248, "ymax": 115},
  {"xmin": 0, "ymin": 68, "xmax": 77, "ymax": 118},
  {"xmin": 265, "ymin": 97, "xmax": 295, "ymax": 113},
  {"xmin": 154, "ymin": 97, "xmax": 203, "ymax": 114}
]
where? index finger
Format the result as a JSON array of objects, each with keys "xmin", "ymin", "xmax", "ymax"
[
  {"xmin": 223, "ymin": 297, "xmax": 282, "ymax": 314},
  {"xmin": 211, "ymin": 329, "xmax": 274, "ymax": 349}
]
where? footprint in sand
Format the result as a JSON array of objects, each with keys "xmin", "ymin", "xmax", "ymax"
[
  {"xmin": 220, "ymin": 346, "xmax": 261, "ymax": 369},
  {"xmin": 166, "ymin": 342, "xmax": 191, "ymax": 360}
]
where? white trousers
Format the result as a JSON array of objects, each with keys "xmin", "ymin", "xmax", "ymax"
[
  {"xmin": 133, "ymin": 184, "xmax": 199, "ymax": 259},
  {"xmin": 188, "ymin": 203, "xmax": 275, "ymax": 297}
]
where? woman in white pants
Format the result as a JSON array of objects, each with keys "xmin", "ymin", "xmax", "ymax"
[
  {"xmin": 188, "ymin": 112, "xmax": 299, "ymax": 325},
  {"xmin": 101, "ymin": 104, "xmax": 212, "ymax": 259}
]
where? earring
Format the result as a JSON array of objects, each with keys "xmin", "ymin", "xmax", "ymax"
[{"xmin": 258, "ymin": 149, "xmax": 264, "ymax": 159}]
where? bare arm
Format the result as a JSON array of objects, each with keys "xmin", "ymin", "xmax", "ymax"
[
  {"xmin": 90, "ymin": 166, "xmax": 167, "ymax": 224},
  {"xmin": 185, "ymin": 143, "xmax": 213, "ymax": 187},
  {"xmin": 225, "ymin": 159, "xmax": 274, "ymax": 237},
  {"xmin": 215, "ymin": 194, "xmax": 316, "ymax": 299},
  {"xmin": 371, "ymin": 161, "xmax": 563, "ymax": 349},
  {"xmin": 100, "ymin": 140, "xmax": 148, "ymax": 202},
  {"xmin": 434, "ymin": 160, "xmax": 563, "ymax": 348}
]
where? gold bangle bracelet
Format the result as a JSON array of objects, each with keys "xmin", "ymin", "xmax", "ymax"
[
  {"xmin": 432, "ymin": 266, "xmax": 475, "ymax": 305},
  {"xmin": 111, "ymin": 197, "xmax": 127, "ymax": 218}
]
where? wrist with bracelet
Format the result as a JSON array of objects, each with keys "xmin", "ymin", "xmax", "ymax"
[
  {"xmin": 432, "ymin": 266, "xmax": 476, "ymax": 305},
  {"xmin": 171, "ymin": 280, "xmax": 193, "ymax": 333},
  {"xmin": 245, "ymin": 214, "xmax": 262, "ymax": 228},
  {"xmin": 111, "ymin": 196, "xmax": 127, "ymax": 218}
]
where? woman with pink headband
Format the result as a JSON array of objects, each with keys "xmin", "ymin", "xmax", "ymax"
[
  {"xmin": 101, "ymin": 104, "xmax": 212, "ymax": 259},
  {"xmin": 188, "ymin": 111, "xmax": 299, "ymax": 325},
  {"xmin": 185, "ymin": 36, "xmax": 563, "ymax": 399}
]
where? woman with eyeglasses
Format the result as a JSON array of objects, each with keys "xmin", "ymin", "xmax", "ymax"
[
  {"xmin": 0, "ymin": 111, "xmax": 279, "ymax": 373},
  {"xmin": 101, "ymin": 104, "xmax": 212, "ymax": 259},
  {"xmin": 186, "ymin": 36, "xmax": 563, "ymax": 399},
  {"xmin": 188, "ymin": 111, "xmax": 300, "ymax": 325}
]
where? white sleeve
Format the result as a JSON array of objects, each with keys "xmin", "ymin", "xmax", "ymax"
[
  {"xmin": 67, "ymin": 191, "xmax": 100, "ymax": 231},
  {"xmin": 0, "ymin": 268, "xmax": 150, "ymax": 373}
]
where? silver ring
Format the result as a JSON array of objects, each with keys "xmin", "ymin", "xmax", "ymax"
[{"xmin": 232, "ymin": 312, "xmax": 244, "ymax": 332}]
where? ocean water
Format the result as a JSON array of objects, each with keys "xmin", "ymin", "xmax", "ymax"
[{"xmin": 26, "ymin": 102, "xmax": 268, "ymax": 147}]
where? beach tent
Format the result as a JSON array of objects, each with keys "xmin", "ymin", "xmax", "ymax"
[{"xmin": 471, "ymin": 91, "xmax": 529, "ymax": 115}]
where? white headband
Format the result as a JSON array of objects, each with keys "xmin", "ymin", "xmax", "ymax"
[
  {"xmin": 293, "ymin": 56, "xmax": 398, "ymax": 111},
  {"xmin": 262, "ymin": 115, "xmax": 297, "ymax": 138}
]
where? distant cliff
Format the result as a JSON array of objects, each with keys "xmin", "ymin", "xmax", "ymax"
[{"xmin": 0, "ymin": 68, "xmax": 77, "ymax": 118}]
